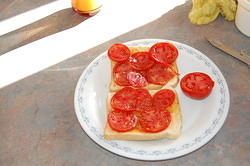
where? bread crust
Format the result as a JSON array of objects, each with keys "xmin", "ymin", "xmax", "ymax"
[{"xmin": 104, "ymin": 87, "xmax": 182, "ymax": 140}]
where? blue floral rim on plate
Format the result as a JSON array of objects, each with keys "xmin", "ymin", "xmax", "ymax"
[{"xmin": 74, "ymin": 39, "xmax": 230, "ymax": 160}]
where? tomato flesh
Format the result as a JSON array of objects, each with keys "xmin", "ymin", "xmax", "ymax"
[
  {"xmin": 129, "ymin": 52, "xmax": 155, "ymax": 70},
  {"xmin": 113, "ymin": 61, "xmax": 135, "ymax": 86},
  {"xmin": 134, "ymin": 88, "xmax": 153, "ymax": 111},
  {"xmin": 108, "ymin": 110, "xmax": 137, "ymax": 132},
  {"xmin": 111, "ymin": 87, "xmax": 153, "ymax": 112},
  {"xmin": 108, "ymin": 43, "xmax": 131, "ymax": 62},
  {"xmin": 109, "ymin": 87, "xmax": 174, "ymax": 133},
  {"xmin": 139, "ymin": 109, "xmax": 171, "ymax": 133},
  {"xmin": 146, "ymin": 64, "xmax": 175, "ymax": 85},
  {"xmin": 111, "ymin": 87, "xmax": 138, "ymax": 111},
  {"xmin": 152, "ymin": 89, "xmax": 175, "ymax": 111},
  {"xmin": 127, "ymin": 72, "xmax": 148, "ymax": 87},
  {"xmin": 180, "ymin": 72, "xmax": 214, "ymax": 99},
  {"xmin": 149, "ymin": 42, "xmax": 178, "ymax": 65}
]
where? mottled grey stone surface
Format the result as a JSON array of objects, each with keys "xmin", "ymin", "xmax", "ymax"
[
  {"xmin": 0, "ymin": 0, "xmax": 56, "ymax": 21},
  {"xmin": 0, "ymin": 1, "xmax": 249, "ymax": 166}
]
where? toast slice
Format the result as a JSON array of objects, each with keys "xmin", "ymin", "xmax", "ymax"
[
  {"xmin": 104, "ymin": 87, "xmax": 182, "ymax": 140},
  {"xmin": 109, "ymin": 47, "xmax": 179, "ymax": 92}
]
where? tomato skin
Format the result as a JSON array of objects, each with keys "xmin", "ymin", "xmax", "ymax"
[
  {"xmin": 152, "ymin": 89, "xmax": 175, "ymax": 111},
  {"xmin": 139, "ymin": 109, "xmax": 171, "ymax": 133},
  {"xmin": 108, "ymin": 43, "xmax": 131, "ymax": 62},
  {"xmin": 129, "ymin": 52, "xmax": 155, "ymax": 70},
  {"xmin": 149, "ymin": 42, "xmax": 178, "ymax": 65},
  {"xmin": 108, "ymin": 110, "xmax": 137, "ymax": 132},
  {"xmin": 180, "ymin": 72, "xmax": 215, "ymax": 99}
]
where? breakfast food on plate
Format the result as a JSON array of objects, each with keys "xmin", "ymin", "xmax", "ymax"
[
  {"xmin": 108, "ymin": 42, "xmax": 179, "ymax": 92},
  {"xmin": 104, "ymin": 42, "xmax": 182, "ymax": 141},
  {"xmin": 103, "ymin": 41, "xmax": 216, "ymax": 141},
  {"xmin": 180, "ymin": 72, "xmax": 215, "ymax": 99},
  {"xmin": 104, "ymin": 87, "xmax": 182, "ymax": 140}
]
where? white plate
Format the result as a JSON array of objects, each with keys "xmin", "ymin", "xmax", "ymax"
[{"xmin": 74, "ymin": 39, "xmax": 230, "ymax": 161}]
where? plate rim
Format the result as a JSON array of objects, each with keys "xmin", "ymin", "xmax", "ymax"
[{"xmin": 74, "ymin": 38, "xmax": 230, "ymax": 161}]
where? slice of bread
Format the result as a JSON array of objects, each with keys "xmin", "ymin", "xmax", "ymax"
[
  {"xmin": 109, "ymin": 46, "xmax": 179, "ymax": 92},
  {"xmin": 104, "ymin": 87, "xmax": 182, "ymax": 140}
]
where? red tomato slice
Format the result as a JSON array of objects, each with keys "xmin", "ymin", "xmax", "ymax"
[
  {"xmin": 138, "ymin": 70, "xmax": 147, "ymax": 78},
  {"xmin": 139, "ymin": 109, "xmax": 171, "ymax": 133},
  {"xmin": 108, "ymin": 110, "xmax": 137, "ymax": 132},
  {"xmin": 149, "ymin": 42, "xmax": 178, "ymax": 65},
  {"xmin": 135, "ymin": 88, "xmax": 153, "ymax": 111},
  {"xmin": 180, "ymin": 72, "xmax": 215, "ymax": 99},
  {"xmin": 108, "ymin": 43, "xmax": 131, "ymax": 62},
  {"xmin": 129, "ymin": 52, "xmax": 155, "ymax": 70},
  {"xmin": 111, "ymin": 87, "xmax": 153, "ymax": 112},
  {"xmin": 127, "ymin": 72, "xmax": 148, "ymax": 87},
  {"xmin": 111, "ymin": 87, "xmax": 138, "ymax": 111},
  {"xmin": 146, "ymin": 63, "xmax": 175, "ymax": 85},
  {"xmin": 152, "ymin": 89, "xmax": 175, "ymax": 111},
  {"xmin": 113, "ymin": 61, "xmax": 135, "ymax": 86}
]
